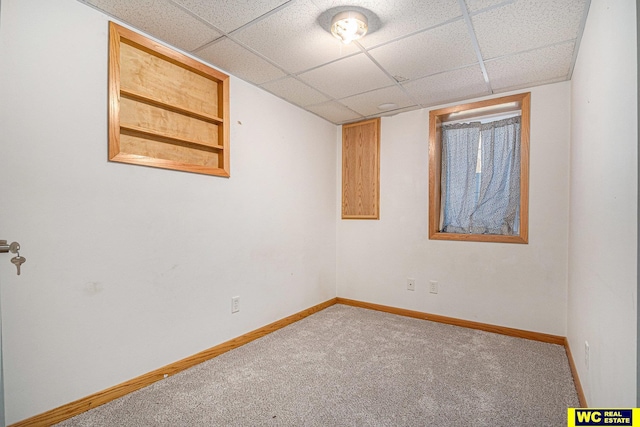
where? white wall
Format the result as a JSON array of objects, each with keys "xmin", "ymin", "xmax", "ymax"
[
  {"xmin": 567, "ymin": 0, "xmax": 637, "ymax": 407},
  {"xmin": 0, "ymin": 0, "xmax": 337, "ymax": 423},
  {"xmin": 336, "ymin": 82, "xmax": 572, "ymax": 336}
]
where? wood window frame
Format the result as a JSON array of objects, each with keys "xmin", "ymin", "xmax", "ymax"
[
  {"xmin": 108, "ymin": 22, "xmax": 230, "ymax": 177},
  {"xmin": 342, "ymin": 118, "xmax": 381, "ymax": 219},
  {"xmin": 429, "ymin": 92, "xmax": 530, "ymax": 244}
]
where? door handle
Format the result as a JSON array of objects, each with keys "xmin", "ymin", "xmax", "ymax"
[
  {"xmin": 0, "ymin": 241, "xmax": 19, "ymax": 254},
  {"xmin": 0, "ymin": 240, "xmax": 25, "ymax": 275}
]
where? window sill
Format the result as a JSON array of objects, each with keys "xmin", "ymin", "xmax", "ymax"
[{"xmin": 429, "ymin": 231, "xmax": 528, "ymax": 244}]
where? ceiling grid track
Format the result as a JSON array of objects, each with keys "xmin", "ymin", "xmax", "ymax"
[
  {"xmin": 354, "ymin": 42, "xmax": 425, "ymax": 112},
  {"xmin": 78, "ymin": 0, "xmax": 592, "ymax": 124},
  {"xmin": 483, "ymin": 38, "xmax": 580, "ymax": 65},
  {"xmin": 457, "ymin": 0, "xmax": 493, "ymax": 95}
]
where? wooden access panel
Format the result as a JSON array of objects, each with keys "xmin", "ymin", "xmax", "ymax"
[
  {"xmin": 108, "ymin": 22, "xmax": 230, "ymax": 177},
  {"xmin": 342, "ymin": 118, "xmax": 380, "ymax": 219}
]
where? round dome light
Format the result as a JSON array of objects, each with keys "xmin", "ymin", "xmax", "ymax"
[{"xmin": 330, "ymin": 11, "xmax": 368, "ymax": 44}]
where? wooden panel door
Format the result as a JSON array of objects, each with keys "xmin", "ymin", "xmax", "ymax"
[{"xmin": 342, "ymin": 118, "xmax": 380, "ymax": 219}]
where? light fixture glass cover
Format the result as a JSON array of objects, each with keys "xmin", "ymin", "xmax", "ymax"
[{"xmin": 331, "ymin": 11, "xmax": 368, "ymax": 44}]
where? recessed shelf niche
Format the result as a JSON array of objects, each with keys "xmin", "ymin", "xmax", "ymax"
[{"xmin": 108, "ymin": 22, "xmax": 230, "ymax": 177}]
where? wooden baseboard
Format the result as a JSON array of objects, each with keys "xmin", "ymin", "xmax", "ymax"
[
  {"xmin": 336, "ymin": 298, "xmax": 586, "ymax": 406},
  {"xmin": 564, "ymin": 338, "xmax": 588, "ymax": 407},
  {"xmin": 337, "ymin": 297, "xmax": 566, "ymax": 345},
  {"xmin": 10, "ymin": 297, "xmax": 338, "ymax": 427},
  {"xmin": 12, "ymin": 296, "xmax": 586, "ymax": 425}
]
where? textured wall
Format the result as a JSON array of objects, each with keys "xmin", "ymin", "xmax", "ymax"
[
  {"xmin": 336, "ymin": 82, "xmax": 571, "ymax": 336},
  {"xmin": 0, "ymin": 0, "xmax": 337, "ymax": 423},
  {"xmin": 568, "ymin": 0, "xmax": 637, "ymax": 407}
]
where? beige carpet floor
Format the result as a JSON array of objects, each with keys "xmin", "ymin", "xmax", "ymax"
[{"xmin": 57, "ymin": 304, "xmax": 579, "ymax": 426}]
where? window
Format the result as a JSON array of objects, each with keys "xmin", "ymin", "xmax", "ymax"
[{"xmin": 429, "ymin": 93, "xmax": 530, "ymax": 243}]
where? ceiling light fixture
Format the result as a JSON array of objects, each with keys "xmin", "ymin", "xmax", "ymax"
[{"xmin": 330, "ymin": 11, "xmax": 368, "ymax": 44}]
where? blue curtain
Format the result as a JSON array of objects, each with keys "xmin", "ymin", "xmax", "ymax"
[
  {"xmin": 441, "ymin": 122, "xmax": 481, "ymax": 233},
  {"xmin": 441, "ymin": 117, "xmax": 521, "ymax": 235}
]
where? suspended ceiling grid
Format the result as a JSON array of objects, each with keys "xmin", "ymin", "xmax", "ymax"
[{"xmin": 79, "ymin": 0, "xmax": 590, "ymax": 124}]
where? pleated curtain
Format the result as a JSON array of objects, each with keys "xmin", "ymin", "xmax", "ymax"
[{"xmin": 441, "ymin": 117, "xmax": 521, "ymax": 235}]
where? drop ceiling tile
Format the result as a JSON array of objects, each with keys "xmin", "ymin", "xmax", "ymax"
[
  {"xmin": 86, "ymin": 0, "xmax": 222, "ymax": 52},
  {"xmin": 79, "ymin": 0, "xmax": 585, "ymax": 122},
  {"xmin": 369, "ymin": 19, "xmax": 477, "ymax": 82},
  {"xmin": 339, "ymin": 85, "xmax": 416, "ymax": 117},
  {"xmin": 196, "ymin": 38, "xmax": 285, "ymax": 84},
  {"xmin": 485, "ymin": 42, "xmax": 575, "ymax": 91},
  {"xmin": 402, "ymin": 65, "xmax": 490, "ymax": 107},
  {"xmin": 170, "ymin": 0, "xmax": 291, "ymax": 33},
  {"xmin": 306, "ymin": 101, "xmax": 363, "ymax": 124},
  {"xmin": 376, "ymin": 105, "xmax": 422, "ymax": 118},
  {"xmin": 261, "ymin": 77, "xmax": 330, "ymax": 107},
  {"xmin": 312, "ymin": 0, "xmax": 463, "ymax": 48},
  {"xmin": 471, "ymin": 0, "xmax": 587, "ymax": 59},
  {"xmin": 232, "ymin": 0, "xmax": 360, "ymax": 73},
  {"xmin": 298, "ymin": 54, "xmax": 394, "ymax": 100},
  {"xmin": 464, "ymin": 0, "xmax": 513, "ymax": 13}
]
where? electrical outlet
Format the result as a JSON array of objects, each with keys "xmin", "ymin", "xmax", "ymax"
[
  {"xmin": 584, "ymin": 341, "xmax": 589, "ymax": 369},
  {"xmin": 429, "ymin": 280, "xmax": 438, "ymax": 294},
  {"xmin": 231, "ymin": 296, "xmax": 240, "ymax": 313},
  {"xmin": 407, "ymin": 278, "xmax": 416, "ymax": 291}
]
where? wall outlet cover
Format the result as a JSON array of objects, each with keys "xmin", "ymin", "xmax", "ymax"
[{"xmin": 429, "ymin": 280, "xmax": 438, "ymax": 294}]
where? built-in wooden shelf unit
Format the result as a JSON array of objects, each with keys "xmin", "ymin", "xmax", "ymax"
[
  {"xmin": 108, "ymin": 22, "xmax": 230, "ymax": 177},
  {"xmin": 342, "ymin": 118, "xmax": 380, "ymax": 219}
]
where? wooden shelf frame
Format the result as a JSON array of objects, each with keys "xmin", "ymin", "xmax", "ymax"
[
  {"xmin": 341, "ymin": 118, "xmax": 380, "ymax": 220},
  {"xmin": 108, "ymin": 22, "xmax": 230, "ymax": 177}
]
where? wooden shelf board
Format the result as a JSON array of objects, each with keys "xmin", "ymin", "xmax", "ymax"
[
  {"xmin": 120, "ymin": 124, "xmax": 224, "ymax": 152},
  {"xmin": 120, "ymin": 88, "xmax": 223, "ymax": 124}
]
